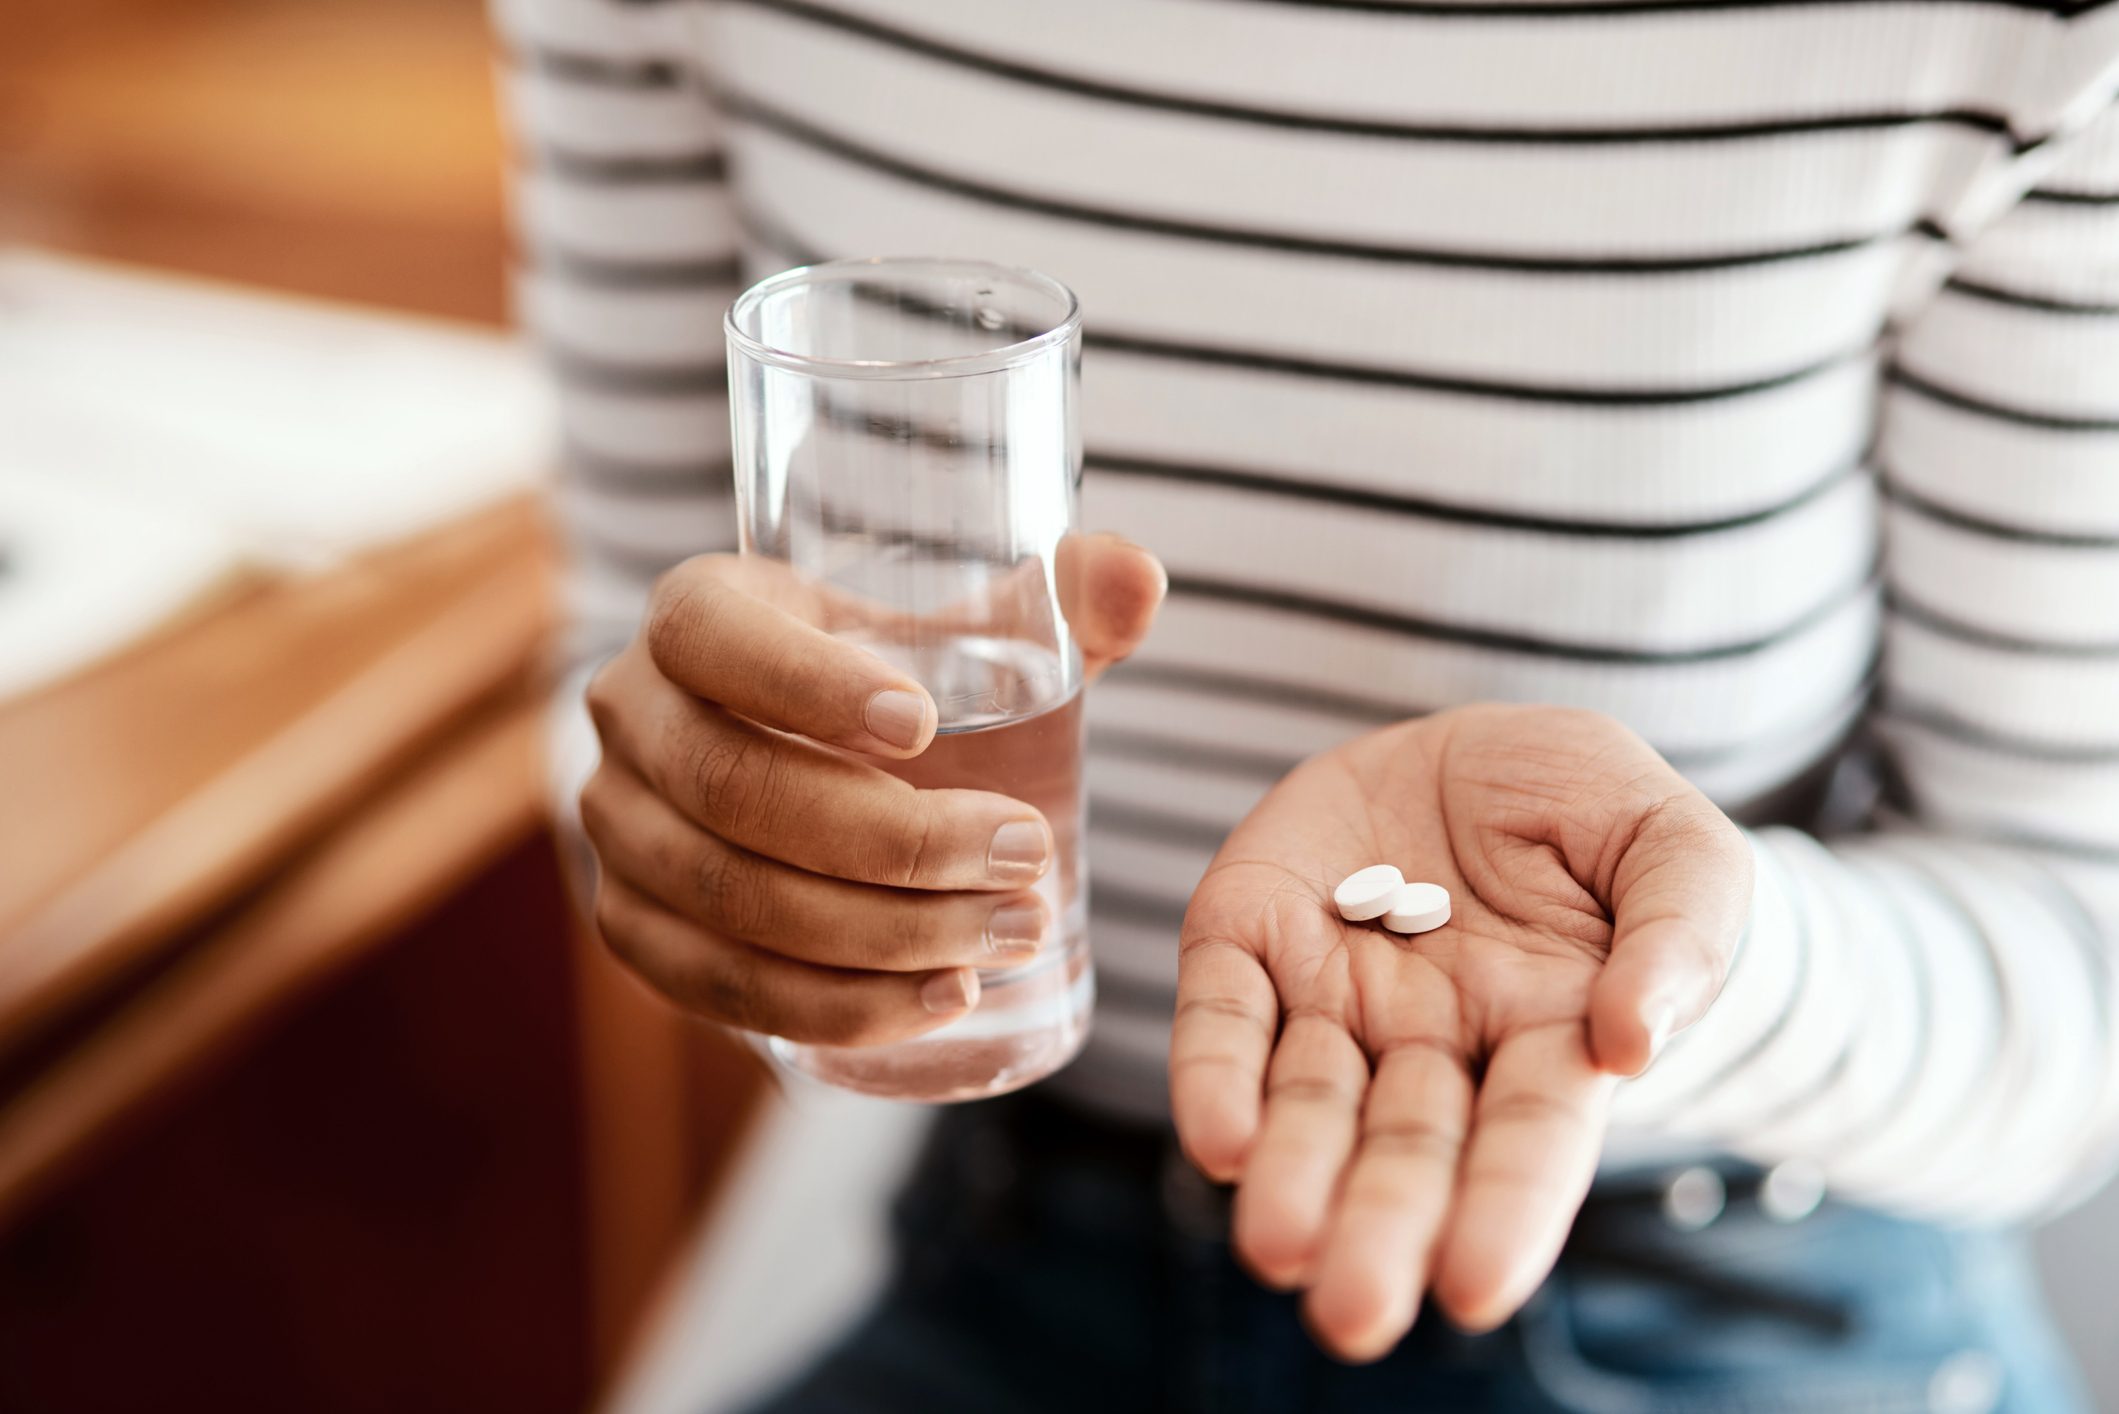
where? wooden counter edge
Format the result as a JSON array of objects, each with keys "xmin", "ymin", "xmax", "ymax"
[
  {"xmin": 0, "ymin": 697, "xmax": 546, "ymax": 1233},
  {"xmin": 0, "ymin": 528, "xmax": 548, "ymax": 1049}
]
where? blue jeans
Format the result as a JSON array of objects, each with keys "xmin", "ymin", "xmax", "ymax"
[{"xmin": 747, "ymin": 1094, "xmax": 2087, "ymax": 1413}]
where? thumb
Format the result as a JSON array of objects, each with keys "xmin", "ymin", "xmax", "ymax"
[
  {"xmin": 1058, "ymin": 532, "xmax": 1166, "ymax": 678},
  {"xmin": 1588, "ymin": 802, "xmax": 1752, "ymax": 1077}
]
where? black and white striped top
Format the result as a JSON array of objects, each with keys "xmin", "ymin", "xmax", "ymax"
[{"xmin": 497, "ymin": 0, "xmax": 2119, "ymax": 1222}]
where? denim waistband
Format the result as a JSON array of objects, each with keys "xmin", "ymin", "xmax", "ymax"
[{"xmin": 931, "ymin": 1091, "xmax": 1851, "ymax": 1338}]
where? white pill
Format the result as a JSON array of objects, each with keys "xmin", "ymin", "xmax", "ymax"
[
  {"xmin": 1381, "ymin": 882, "xmax": 1451, "ymax": 935},
  {"xmin": 1333, "ymin": 864, "xmax": 1404, "ymax": 921}
]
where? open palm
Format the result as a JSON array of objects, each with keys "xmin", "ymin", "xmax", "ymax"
[{"xmin": 1170, "ymin": 704, "xmax": 1753, "ymax": 1362}]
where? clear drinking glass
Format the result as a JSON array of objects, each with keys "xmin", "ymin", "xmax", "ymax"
[{"xmin": 724, "ymin": 257, "xmax": 1090, "ymax": 1103}]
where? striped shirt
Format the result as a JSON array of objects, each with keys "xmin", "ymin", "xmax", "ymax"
[{"xmin": 496, "ymin": 0, "xmax": 2119, "ymax": 1223}]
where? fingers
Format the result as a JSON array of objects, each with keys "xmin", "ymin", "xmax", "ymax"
[
  {"xmin": 1302, "ymin": 1038, "xmax": 1473, "ymax": 1363},
  {"xmin": 582, "ymin": 761, "xmax": 1049, "ymax": 971},
  {"xmin": 1430, "ymin": 1023, "xmax": 1615, "ymax": 1333},
  {"xmin": 642, "ymin": 539, "xmax": 1163, "ymax": 766},
  {"xmin": 1589, "ymin": 799, "xmax": 1753, "ymax": 1076},
  {"xmin": 1230, "ymin": 1014, "xmax": 1369, "ymax": 1290},
  {"xmin": 592, "ymin": 654, "xmax": 1051, "ymax": 892},
  {"xmin": 1170, "ymin": 936, "xmax": 1279, "ymax": 1181},
  {"xmin": 1058, "ymin": 532, "xmax": 1166, "ymax": 678},
  {"xmin": 593, "ymin": 877, "xmax": 978, "ymax": 1045},
  {"xmin": 645, "ymin": 557, "xmax": 938, "ymax": 757}
]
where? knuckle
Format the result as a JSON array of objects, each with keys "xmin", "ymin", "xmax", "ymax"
[
  {"xmin": 1379, "ymin": 1034, "xmax": 1460, "ymax": 1068},
  {"xmin": 1360, "ymin": 1118, "xmax": 1463, "ymax": 1168},
  {"xmin": 645, "ymin": 565, "xmax": 727, "ymax": 677},
  {"xmin": 736, "ymin": 740, "xmax": 800, "ymax": 839},
  {"xmin": 693, "ymin": 842, "xmax": 777, "ymax": 941},
  {"xmin": 1632, "ymin": 790, "xmax": 1737, "ymax": 867},
  {"xmin": 1173, "ymin": 995, "xmax": 1276, "ymax": 1043},
  {"xmin": 1663, "ymin": 799, "xmax": 1733, "ymax": 854},
  {"xmin": 873, "ymin": 792, "xmax": 945, "ymax": 887},
  {"xmin": 752, "ymin": 631, "xmax": 819, "ymax": 705},
  {"xmin": 643, "ymin": 581, "xmax": 691, "ymax": 666},
  {"xmin": 694, "ymin": 967, "xmax": 767, "ymax": 1034},
  {"xmin": 1677, "ymin": 792, "xmax": 1747, "ymax": 857},
  {"xmin": 877, "ymin": 896, "xmax": 949, "ymax": 966},
  {"xmin": 1479, "ymin": 1089, "xmax": 1583, "ymax": 1133},
  {"xmin": 682, "ymin": 725, "xmax": 766, "ymax": 829},
  {"xmin": 1170, "ymin": 1050, "xmax": 1257, "ymax": 1081},
  {"xmin": 1266, "ymin": 1074, "xmax": 1359, "ymax": 1108},
  {"xmin": 589, "ymin": 878, "xmax": 785, "ymax": 1039},
  {"xmin": 685, "ymin": 728, "xmax": 802, "ymax": 844},
  {"xmin": 664, "ymin": 938, "xmax": 767, "ymax": 1033}
]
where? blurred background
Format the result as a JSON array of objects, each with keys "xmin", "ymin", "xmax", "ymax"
[
  {"xmin": 1, "ymin": 2, "xmax": 2115, "ymax": 1411},
  {"xmin": 0, "ymin": 2, "xmax": 777, "ymax": 1409}
]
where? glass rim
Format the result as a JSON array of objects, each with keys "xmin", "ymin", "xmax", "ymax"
[{"xmin": 724, "ymin": 256, "xmax": 1082, "ymax": 380}]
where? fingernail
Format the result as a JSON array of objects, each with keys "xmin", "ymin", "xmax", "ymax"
[
  {"xmin": 864, "ymin": 689, "xmax": 928, "ymax": 750},
  {"xmin": 921, "ymin": 968, "xmax": 978, "ymax": 1015},
  {"xmin": 984, "ymin": 904, "xmax": 1046, "ymax": 958},
  {"xmin": 987, "ymin": 820, "xmax": 1050, "ymax": 881},
  {"xmin": 1135, "ymin": 543, "xmax": 1170, "ymax": 601},
  {"xmin": 1644, "ymin": 1002, "xmax": 1677, "ymax": 1063}
]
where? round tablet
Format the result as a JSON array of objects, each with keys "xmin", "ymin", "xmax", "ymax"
[
  {"xmin": 1381, "ymin": 882, "xmax": 1451, "ymax": 935},
  {"xmin": 1332, "ymin": 864, "xmax": 1404, "ymax": 921}
]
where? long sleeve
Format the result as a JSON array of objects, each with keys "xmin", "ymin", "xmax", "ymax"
[
  {"xmin": 1615, "ymin": 95, "xmax": 2119, "ymax": 1225},
  {"xmin": 490, "ymin": 0, "xmax": 2119, "ymax": 1173},
  {"xmin": 489, "ymin": 0, "xmax": 740, "ymax": 852}
]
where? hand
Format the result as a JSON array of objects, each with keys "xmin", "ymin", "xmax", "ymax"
[
  {"xmin": 1170, "ymin": 705, "xmax": 1751, "ymax": 1361},
  {"xmin": 582, "ymin": 536, "xmax": 1164, "ymax": 1043}
]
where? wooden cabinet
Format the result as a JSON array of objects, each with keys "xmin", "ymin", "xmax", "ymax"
[{"xmin": 0, "ymin": 3, "xmax": 768, "ymax": 1406}]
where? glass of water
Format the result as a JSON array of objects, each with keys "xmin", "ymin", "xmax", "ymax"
[{"xmin": 724, "ymin": 257, "xmax": 1089, "ymax": 1103}]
